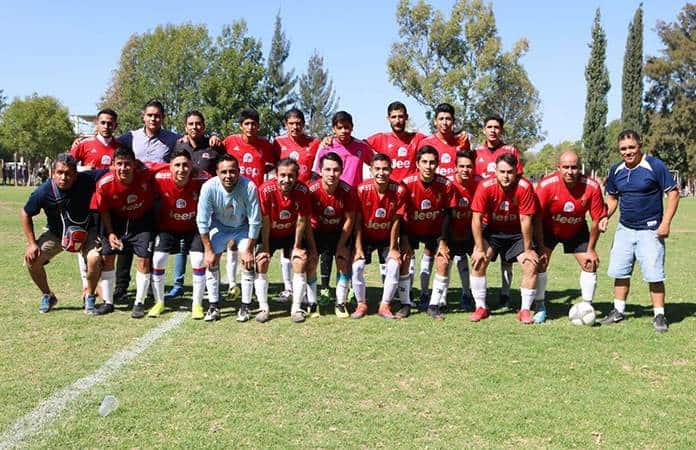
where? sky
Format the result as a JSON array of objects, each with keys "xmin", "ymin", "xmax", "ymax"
[{"xmin": 0, "ymin": 0, "xmax": 686, "ymax": 151}]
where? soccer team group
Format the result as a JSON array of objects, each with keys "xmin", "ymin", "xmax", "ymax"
[{"xmin": 21, "ymin": 99, "xmax": 680, "ymax": 331}]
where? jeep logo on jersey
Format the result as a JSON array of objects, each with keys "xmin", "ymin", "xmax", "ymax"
[
  {"xmin": 324, "ymin": 206, "xmax": 336, "ymax": 216},
  {"xmin": 500, "ymin": 200, "xmax": 510, "ymax": 211},
  {"xmin": 101, "ymin": 155, "xmax": 112, "ymax": 165},
  {"xmin": 563, "ymin": 201, "xmax": 575, "ymax": 212},
  {"xmin": 176, "ymin": 199, "xmax": 187, "ymax": 209},
  {"xmin": 375, "ymin": 208, "xmax": 387, "ymax": 218},
  {"xmin": 289, "ymin": 151, "xmax": 300, "ymax": 161},
  {"xmin": 487, "ymin": 162, "xmax": 496, "ymax": 174},
  {"xmin": 420, "ymin": 199, "xmax": 432, "ymax": 210},
  {"xmin": 126, "ymin": 194, "xmax": 138, "ymax": 204},
  {"xmin": 279, "ymin": 210, "xmax": 291, "ymax": 219},
  {"xmin": 243, "ymin": 153, "xmax": 253, "ymax": 163},
  {"xmin": 441, "ymin": 153, "xmax": 451, "ymax": 164},
  {"xmin": 458, "ymin": 197, "xmax": 469, "ymax": 207},
  {"xmin": 397, "ymin": 147, "xmax": 408, "ymax": 157}
]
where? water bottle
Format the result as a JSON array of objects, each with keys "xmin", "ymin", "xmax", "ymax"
[{"xmin": 98, "ymin": 395, "xmax": 119, "ymax": 417}]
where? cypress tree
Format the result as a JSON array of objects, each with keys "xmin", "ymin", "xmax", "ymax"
[
  {"xmin": 264, "ymin": 13, "xmax": 297, "ymax": 137},
  {"xmin": 621, "ymin": 4, "xmax": 644, "ymax": 131}
]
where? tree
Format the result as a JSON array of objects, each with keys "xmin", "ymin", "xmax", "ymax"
[
  {"xmin": 621, "ymin": 4, "xmax": 644, "ymax": 132},
  {"xmin": 101, "ymin": 23, "xmax": 212, "ymax": 133},
  {"xmin": 524, "ymin": 140, "xmax": 582, "ymax": 179},
  {"xmin": 582, "ymin": 8, "xmax": 611, "ymax": 175},
  {"xmin": 386, "ymin": 0, "xmax": 543, "ymax": 150},
  {"xmin": 644, "ymin": 3, "xmax": 696, "ymax": 178},
  {"xmin": 263, "ymin": 13, "xmax": 297, "ymax": 137},
  {"xmin": 0, "ymin": 89, "xmax": 7, "ymax": 113},
  {"xmin": 0, "ymin": 94, "xmax": 74, "ymax": 161},
  {"xmin": 298, "ymin": 52, "xmax": 338, "ymax": 137}
]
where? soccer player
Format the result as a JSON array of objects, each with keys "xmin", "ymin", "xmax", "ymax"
[
  {"xmin": 469, "ymin": 153, "xmax": 539, "ymax": 324},
  {"xmin": 176, "ymin": 110, "xmax": 224, "ymax": 178},
  {"xmin": 352, "ymin": 153, "xmax": 407, "ymax": 319},
  {"xmin": 256, "ymin": 158, "xmax": 316, "ymax": 323},
  {"xmin": 449, "ymin": 150, "xmax": 479, "ymax": 311},
  {"xmin": 533, "ymin": 150, "xmax": 606, "ymax": 323},
  {"xmin": 21, "ymin": 154, "xmax": 106, "ymax": 314},
  {"xmin": 601, "ymin": 130, "xmax": 679, "ymax": 332},
  {"xmin": 308, "ymin": 152, "xmax": 357, "ymax": 318},
  {"xmin": 222, "ymin": 108, "xmax": 278, "ymax": 299},
  {"xmin": 400, "ymin": 146, "xmax": 457, "ymax": 320},
  {"xmin": 93, "ymin": 147, "xmax": 157, "ymax": 318},
  {"xmin": 148, "ymin": 149, "xmax": 210, "ymax": 319},
  {"xmin": 70, "ymin": 109, "xmax": 120, "ymax": 170},
  {"xmin": 272, "ymin": 108, "xmax": 320, "ymax": 302},
  {"xmin": 196, "ymin": 154, "xmax": 261, "ymax": 322}
]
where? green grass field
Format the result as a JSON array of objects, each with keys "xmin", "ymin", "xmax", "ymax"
[{"xmin": 1, "ymin": 186, "xmax": 695, "ymax": 448}]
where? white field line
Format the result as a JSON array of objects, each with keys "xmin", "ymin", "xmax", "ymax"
[{"xmin": 0, "ymin": 311, "xmax": 187, "ymax": 450}]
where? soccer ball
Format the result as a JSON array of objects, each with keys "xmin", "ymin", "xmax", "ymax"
[{"xmin": 568, "ymin": 302, "xmax": 596, "ymax": 326}]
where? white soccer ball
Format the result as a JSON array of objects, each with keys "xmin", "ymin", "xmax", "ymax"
[{"xmin": 568, "ymin": 302, "xmax": 596, "ymax": 326}]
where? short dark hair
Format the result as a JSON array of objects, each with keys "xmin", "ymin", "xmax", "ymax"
[
  {"xmin": 320, "ymin": 151, "xmax": 344, "ymax": 170},
  {"xmin": 372, "ymin": 153, "xmax": 392, "ymax": 165},
  {"xmin": 97, "ymin": 108, "xmax": 118, "ymax": 121},
  {"xmin": 277, "ymin": 157, "xmax": 299, "ymax": 173},
  {"xmin": 53, "ymin": 153, "xmax": 77, "ymax": 171},
  {"xmin": 170, "ymin": 148, "xmax": 192, "ymax": 161},
  {"xmin": 456, "ymin": 149, "xmax": 475, "ymax": 163},
  {"xmin": 239, "ymin": 108, "xmax": 259, "ymax": 123},
  {"xmin": 184, "ymin": 110, "xmax": 205, "ymax": 124},
  {"xmin": 284, "ymin": 108, "xmax": 305, "ymax": 123},
  {"xmin": 144, "ymin": 100, "xmax": 165, "ymax": 114},
  {"xmin": 217, "ymin": 153, "xmax": 238, "ymax": 167},
  {"xmin": 496, "ymin": 152, "xmax": 518, "ymax": 168},
  {"xmin": 484, "ymin": 114, "xmax": 504, "ymax": 128},
  {"xmin": 435, "ymin": 103, "xmax": 455, "ymax": 117},
  {"xmin": 416, "ymin": 145, "xmax": 439, "ymax": 162},
  {"xmin": 618, "ymin": 129, "xmax": 641, "ymax": 144},
  {"xmin": 113, "ymin": 147, "xmax": 136, "ymax": 161},
  {"xmin": 331, "ymin": 111, "xmax": 353, "ymax": 127},
  {"xmin": 387, "ymin": 101, "xmax": 407, "ymax": 115}
]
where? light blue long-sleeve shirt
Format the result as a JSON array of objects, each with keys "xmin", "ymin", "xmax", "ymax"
[{"xmin": 197, "ymin": 176, "xmax": 261, "ymax": 239}]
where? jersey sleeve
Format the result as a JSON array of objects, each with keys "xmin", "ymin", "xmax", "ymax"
[
  {"xmin": 93, "ymin": 184, "xmax": 109, "ymax": 213},
  {"xmin": 605, "ymin": 166, "xmax": 618, "ymax": 195},
  {"xmin": 588, "ymin": 184, "xmax": 606, "ymax": 221},
  {"xmin": 446, "ymin": 182, "xmax": 458, "ymax": 209},
  {"xmin": 514, "ymin": 149, "xmax": 524, "ymax": 175},
  {"xmin": 116, "ymin": 132, "xmax": 133, "ymax": 151},
  {"xmin": 311, "ymin": 147, "xmax": 326, "ymax": 175},
  {"xmin": 655, "ymin": 158, "xmax": 677, "ymax": 192},
  {"xmin": 534, "ymin": 183, "xmax": 550, "ymax": 218},
  {"xmin": 345, "ymin": 188, "xmax": 358, "ymax": 213},
  {"xmin": 299, "ymin": 190, "xmax": 312, "ymax": 216},
  {"xmin": 366, "ymin": 133, "xmax": 380, "ymax": 151},
  {"xmin": 23, "ymin": 183, "xmax": 50, "ymax": 217},
  {"xmin": 258, "ymin": 187, "xmax": 270, "ymax": 216},
  {"xmin": 69, "ymin": 142, "xmax": 83, "ymax": 160},
  {"xmin": 361, "ymin": 143, "xmax": 375, "ymax": 166},
  {"xmin": 396, "ymin": 185, "xmax": 407, "ymax": 216},
  {"xmin": 518, "ymin": 185, "xmax": 537, "ymax": 215},
  {"xmin": 470, "ymin": 185, "xmax": 488, "ymax": 214},
  {"xmin": 196, "ymin": 182, "xmax": 213, "ymax": 235}
]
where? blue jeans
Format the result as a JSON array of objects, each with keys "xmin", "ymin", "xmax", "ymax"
[{"xmin": 607, "ymin": 223, "xmax": 666, "ymax": 282}]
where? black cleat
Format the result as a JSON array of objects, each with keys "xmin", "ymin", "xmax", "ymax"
[{"xmin": 598, "ymin": 308, "xmax": 626, "ymax": 325}]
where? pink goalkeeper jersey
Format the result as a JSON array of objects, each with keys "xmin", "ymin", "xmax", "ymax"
[{"xmin": 312, "ymin": 138, "xmax": 374, "ymax": 188}]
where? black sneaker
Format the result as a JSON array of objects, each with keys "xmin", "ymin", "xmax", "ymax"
[
  {"xmin": 598, "ymin": 308, "xmax": 626, "ymax": 325},
  {"xmin": 94, "ymin": 303, "xmax": 114, "ymax": 315},
  {"xmin": 427, "ymin": 305, "xmax": 444, "ymax": 320},
  {"xmin": 395, "ymin": 303, "xmax": 411, "ymax": 319},
  {"xmin": 131, "ymin": 303, "xmax": 145, "ymax": 319},
  {"xmin": 204, "ymin": 304, "xmax": 221, "ymax": 322},
  {"xmin": 653, "ymin": 314, "xmax": 668, "ymax": 333}
]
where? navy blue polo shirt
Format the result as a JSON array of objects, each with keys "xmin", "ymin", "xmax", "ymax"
[{"xmin": 605, "ymin": 154, "xmax": 676, "ymax": 230}]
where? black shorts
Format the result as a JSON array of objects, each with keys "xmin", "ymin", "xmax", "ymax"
[
  {"xmin": 407, "ymin": 234, "xmax": 439, "ymax": 254},
  {"xmin": 449, "ymin": 239, "xmax": 474, "ymax": 257},
  {"xmin": 316, "ymin": 231, "xmax": 342, "ymax": 255},
  {"xmin": 363, "ymin": 241, "xmax": 390, "ymax": 265},
  {"xmin": 101, "ymin": 217, "xmax": 153, "ymax": 258},
  {"xmin": 484, "ymin": 231, "xmax": 536, "ymax": 264},
  {"xmin": 543, "ymin": 226, "xmax": 589, "ymax": 254},
  {"xmin": 154, "ymin": 231, "xmax": 203, "ymax": 254},
  {"xmin": 255, "ymin": 235, "xmax": 298, "ymax": 258}
]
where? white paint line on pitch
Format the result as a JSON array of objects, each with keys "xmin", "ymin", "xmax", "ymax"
[{"xmin": 0, "ymin": 311, "xmax": 188, "ymax": 450}]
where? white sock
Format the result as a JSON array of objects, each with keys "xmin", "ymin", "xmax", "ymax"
[
  {"xmin": 280, "ymin": 255, "xmax": 292, "ymax": 291},
  {"xmin": 226, "ymin": 250, "xmax": 238, "ymax": 286},
  {"xmin": 501, "ymin": 262, "xmax": 512, "ymax": 296},
  {"xmin": 456, "ymin": 255, "xmax": 470, "ymax": 291},
  {"xmin": 100, "ymin": 270, "xmax": 116, "ymax": 305},
  {"xmin": 336, "ymin": 273, "xmax": 350, "ymax": 305},
  {"xmin": 205, "ymin": 266, "xmax": 220, "ymax": 305},
  {"xmin": 254, "ymin": 273, "xmax": 269, "ymax": 311},
  {"xmin": 429, "ymin": 274, "xmax": 449, "ymax": 306},
  {"xmin": 381, "ymin": 259, "xmax": 400, "ymax": 304},
  {"xmin": 420, "ymin": 254, "xmax": 433, "ymax": 292},
  {"xmin": 241, "ymin": 270, "xmax": 254, "ymax": 305},
  {"xmin": 135, "ymin": 271, "xmax": 151, "ymax": 305},
  {"xmin": 351, "ymin": 260, "xmax": 367, "ymax": 303},
  {"xmin": 535, "ymin": 272, "xmax": 548, "ymax": 301},
  {"xmin": 77, "ymin": 254, "xmax": 88, "ymax": 289},
  {"xmin": 470, "ymin": 275, "xmax": 487, "ymax": 309},
  {"xmin": 654, "ymin": 307, "xmax": 665, "ymax": 316},
  {"xmin": 520, "ymin": 287, "xmax": 536, "ymax": 311},
  {"xmin": 580, "ymin": 271, "xmax": 597, "ymax": 303},
  {"xmin": 151, "ymin": 268, "xmax": 166, "ymax": 304},
  {"xmin": 398, "ymin": 275, "xmax": 412, "ymax": 305},
  {"xmin": 614, "ymin": 299, "xmax": 626, "ymax": 313},
  {"xmin": 291, "ymin": 273, "xmax": 307, "ymax": 313},
  {"xmin": 306, "ymin": 277, "xmax": 318, "ymax": 305},
  {"xmin": 190, "ymin": 252, "xmax": 205, "ymax": 306}
]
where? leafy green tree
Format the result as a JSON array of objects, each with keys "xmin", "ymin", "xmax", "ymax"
[
  {"xmin": 621, "ymin": 4, "xmax": 644, "ymax": 132},
  {"xmin": 0, "ymin": 89, "xmax": 7, "ymax": 113},
  {"xmin": 582, "ymin": 8, "xmax": 611, "ymax": 175},
  {"xmin": 0, "ymin": 94, "xmax": 74, "ymax": 161},
  {"xmin": 101, "ymin": 23, "xmax": 212, "ymax": 133},
  {"xmin": 644, "ymin": 3, "xmax": 695, "ymax": 177},
  {"xmin": 298, "ymin": 52, "xmax": 338, "ymax": 137},
  {"xmin": 524, "ymin": 140, "xmax": 582, "ymax": 179},
  {"xmin": 263, "ymin": 13, "xmax": 297, "ymax": 137},
  {"xmin": 386, "ymin": 0, "xmax": 543, "ymax": 150}
]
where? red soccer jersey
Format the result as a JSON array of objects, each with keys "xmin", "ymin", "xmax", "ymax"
[
  {"xmin": 401, "ymin": 174, "xmax": 457, "ymax": 238},
  {"xmin": 70, "ymin": 136, "xmax": 119, "ymax": 169},
  {"xmin": 471, "ymin": 177, "xmax": 537, "ymax": 235},
  {"xmin": 93, "ymin": 167, "xmax": 156, "ymax": 221},
  {"xmin": 473, "ymin": 143, "xmax": 524, "ymax": 180},
  {"xmin": 222, "ymin": 134, "xmax": 278, "ymax": 187},
  {"xmin": 535, "ymin": 173, "xmax": 606, "ymax": 240},
  {"xmin": 449, "ymin": 176, "xmax": 479, "ymax": 241},
  {"xmin": 153, "ymin": 167, "xmax": 210, "ymax": 233},
  {"xmin": 272, "ymin": 135, "xmax": 320, "ymax": 183},
  {"xmin": 258, "ymin": 179, "xmax": 311, "ymax": 240},
  {"xmin": 419, "ymin": 134, "xmax": 467, "ymax": 178},
  {"xmin": 308, "ymin": 179, "xmax": 357, "ymax": 234},
  {"xmin": 356, "ymin": 179, "xmax": 405, "ymax": 244},
  {"xmin": 366, "ymin": 131, "xmax": 426, "ymax": 182}
]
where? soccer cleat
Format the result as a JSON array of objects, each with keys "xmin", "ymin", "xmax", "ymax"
[
  {"xmin": 308, "ymin": 303, "xmax": 320, "ymax": 318},
  {"xmin": 84, "ymin": 294, "xmax": 96, "ymax": 315},
  {"xmin": 426, "ymin": 305, "xmax": 445, "ymax": 320},
  {"xmin": 291, "ymin": 310, "xmax": 307, "ymax": 323},
  {"xmin": 147, "ymin": 301, "xmax": 165, "ymax": 318},
  {"xmin": 653, "ymin": 314, "xmax": 668, "ymax": 333},
  {"xmin": 204, "ymin": 304, "xmax": 221, "ymax": 322},
  {"xmin": 131, "ymin": 303, "xmax": 146, "ymax": 319},
  {"xmin": 335, "ymin": 303, "xmax": 349, "ymax": 319},
  {"xmin": 533, "ymin": 309, "xmax": 547, "ymax": 324},
  {"xmin": 517, "ymin": 309, "xmax": 533, "ymax": 324},
  {"xmin": 395, "ymin": 303, "xmax": 411, "ymax": 319},
  {"xmin": 38, "ymin": 293, "xmax": 57, "ymax": 314},
  {"xmin": 319, "ymin": 288, "xmax": 332, "ymax": 306},
  {"xmin": 459, "ymin": 292, "xmax": 475, "ymax": 312},
  {"xmin": 227, "ymin": 285, "xmax": 241, "ymax": 302},
  {"xmin": 350, "ymin": 302, "xmax": 368, "ymax": 319},
  {"xmin": 598, "ymin": 308, "xmax": 626, "ymax": 325},
  {"xmin": 236, "ymin": 303, "xmax": 251, "ymax": 322},
  {"xmin": 276, "ymin": 290, "xmax": 292, "ymax": 303},
  {"xmin": 417, "ymin": 290, "xmax": 431, "ymax": 311},
  {"xmin": 469, "ymin": 307, "xmax": 490, "ymax": 322},
  {"xmin": 377, "ymin": 303, "xmax": 396, "ymax": 320},
  {"xmin": 164, "ymin": 285, "xmax": 184, "ymax": 300},
  {"xmin": 191, "ymin": 304, "xmax": 205, "ymax": 320},
  {"xmin": 94, "ymin": 303, "xmax": 114, "ymax": 315},
  {"xmin": 255, "ymin": 309, "xmax": 270, "ymax": 323}
]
